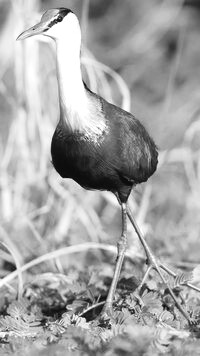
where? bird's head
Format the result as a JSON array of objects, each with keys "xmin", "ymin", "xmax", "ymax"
[{"xmin": 17, "ymin": 8, "xmax": 81, "ymax": 43}]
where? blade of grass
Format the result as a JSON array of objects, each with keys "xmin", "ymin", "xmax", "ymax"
[
  {"xmin": 0, "ymin": 242, "xmax": 141, "ymax": 289},
  {"xmin": 0, "ymin": 241, "xmax": 23, "ymax": 299}
]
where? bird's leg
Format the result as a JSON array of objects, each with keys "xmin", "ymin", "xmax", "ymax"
[
  {"xmin": 126, "ymin": 207, "xmax": 200, "ymax": 294},
  {"xmin": 101, "ymin": 203, "xmax": 127, "ymax": 317},
  {"xmin": 127, "ymin": 205, "xmax": 192, "ymax": 324}
]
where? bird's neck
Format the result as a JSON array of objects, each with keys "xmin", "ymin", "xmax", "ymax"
[
  {"xmin": 55, "ymin": 39, "xmax": 108, "ymax": 142},
  {"xmin": 56, "ymin": 40, "xmax": 87, "ymax": 127}
]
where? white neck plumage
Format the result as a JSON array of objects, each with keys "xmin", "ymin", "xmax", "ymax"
[
  {"xmin": 56, "ymin": 39, "xmax": 87, "ymax": 128},
  {"xmin": 54, "ymin": 19, "xmax": 108, "ymax": 142}
]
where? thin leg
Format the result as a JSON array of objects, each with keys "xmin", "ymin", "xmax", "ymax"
[
  {"xmin": 138, "ymin": 265, "xmax": 153, "ymax": 290},
  {"xmin": 101, "ymin": 203, "xmax": 127, "ymax": 316},
  {"xmin": 127, "ymin": 204, "xmax": 192, "ymax": 324}
]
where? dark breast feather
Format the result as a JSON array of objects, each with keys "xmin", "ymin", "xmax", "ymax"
[
  {"xmin": 51, "ymin": 123, "xmax": 114, "ymax": 190},
  {"xmin": 51, "ymin": 89, "xmax": 158, "ymax": 197}
]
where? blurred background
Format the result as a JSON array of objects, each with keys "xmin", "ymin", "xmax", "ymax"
[{"xmin": 0, "ymin": 0, "xmax": 200, "ymax": 284}]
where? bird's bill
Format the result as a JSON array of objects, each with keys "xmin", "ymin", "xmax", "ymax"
[{"xmin": 16, "ymin": 20, "xmax": 48, "ymax": 40}]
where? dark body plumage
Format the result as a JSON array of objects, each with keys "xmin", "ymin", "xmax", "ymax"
[{"xmin": 51, "ymin": 86, "xmax": 158, "ymax": 203}]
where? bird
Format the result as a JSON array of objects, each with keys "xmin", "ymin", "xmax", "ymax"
[{"xmin": 17, "ymin": 8, "xmax": 196, "ymax": 324}]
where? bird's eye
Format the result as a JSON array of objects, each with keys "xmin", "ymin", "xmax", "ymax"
[{"xmin": 57, "ymin": 16, "xmax": 63, "ymax": 22}]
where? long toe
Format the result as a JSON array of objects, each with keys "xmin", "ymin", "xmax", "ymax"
[
  {"xmin": 138, "ymin": 255, "xmax": 192, "ymax": 324},
  {"xmin": 160, "ymin": 263, "xmax": 200, "ymax": 293}
]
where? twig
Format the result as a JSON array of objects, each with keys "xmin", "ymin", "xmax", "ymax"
[
  {"xmin": 0, "ymin": 243, "xmax": 140, "ymax": 289},
  {"xmin": 79, "ymin": 301, "xmax": 105, "ymax": 317},
  {"xmin": 81, "ymin": 0, "xmax": 90, "ymax": 45}
]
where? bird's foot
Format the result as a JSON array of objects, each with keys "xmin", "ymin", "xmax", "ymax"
[
  {"xmin": 97, "ymin": 303, "xmax": 114, "ymax": 326},
  {"xmin": 160, "ymin": 263, "xmax": 200, "ymax": 293},
  {"xmin": 99, "ymin": 302, "xmax": 113, "ymax": 319},
  {"xmin": 137, "ymin": 255, "xmax": 200, "ymax": 294},
  {"xmin": 127, "ymin": 207, "xmax": 199, "ymax": 325},
  {"xmin": 136, "ymin": 251, "xmax": 197, "ymax": 325}
]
